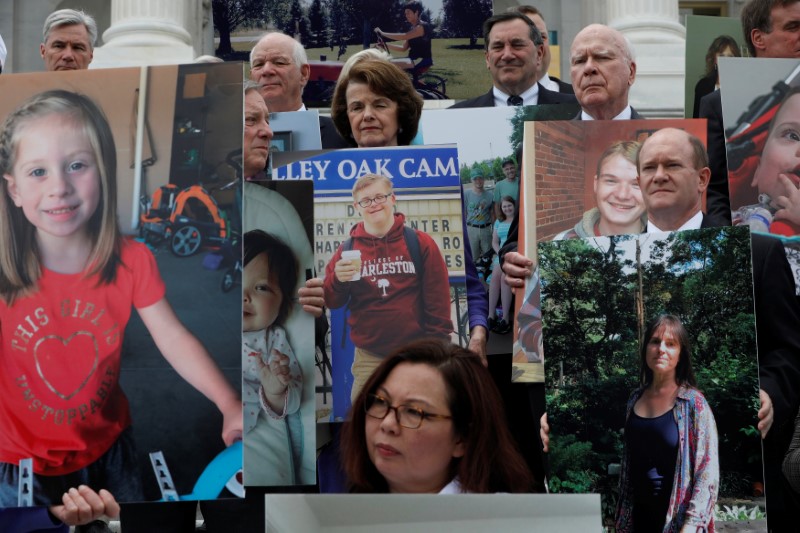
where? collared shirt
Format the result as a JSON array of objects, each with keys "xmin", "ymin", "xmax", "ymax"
[
  {"xmin": 647, "ymin": 211, "xmax": 704, "ymax": 234},
  {"xmin": 580, "ymin": 105, "xmax": 633, "ymax": 121},
  {"xmin": 540, "ymin": 74, "xmax": 559, "ymax": 92},
  {"xmin": 493, "ymin": 83, "xmax": 539, "ymax": 107},
  {"xmin": 616, "ymin": 385, "xmax": 718, "ymax": 532},
  {"xmin": 439, "ymin": 477, "xmax": 467, "ymax": 494}
]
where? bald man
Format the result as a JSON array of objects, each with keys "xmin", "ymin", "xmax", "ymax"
[{"xmin": 570, "ymin": 24, "xmax": 640, "ymax": 120}]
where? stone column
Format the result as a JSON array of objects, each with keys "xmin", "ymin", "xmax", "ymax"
[
  {"xmin": 581, "ymin": 0, "xmax": 606, "ymax": 29},
  {"xmin": 606, "ymin": 0, "xmax": 686, "ymax": 117},
  {"xmin": 91, "ymin": 0, "xmax": 196, "ymax": 68}
]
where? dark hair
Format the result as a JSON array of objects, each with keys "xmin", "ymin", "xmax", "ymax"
[
  {"xmin": 243, "ymin": 229, "xmax": 298, "ymax": 327},
  {"xmin": 483, "ymin": 11, "xmax": 543, "ymax": 49},
  {"xmin": 404, "ymin": 1, "xmax": 423, "ymax": 15},
  {"xmin": 341, "ymin": 340, "xmax": 535, "ymax": 493},
  {"xmin": 331, "ymin": 58, "xmax": 423, "ymax": 147},
  {"xmin": 639, "ymin": 315, "xmax": 696, "ymax": 388},
  {"xmin": 741, "ymin": 0, "xmax": 799, "ymax": 56},
  {"xmin": 766, "ymin": 86, "xmax": 800, "ymax": 137},
  {"xmin": 502, "ymin": 158, "xmax": 516, "ymax": 168},
  {"xmin": 512, "ymin": 5, "xmax": 543, "ymax": 17},
  {"xmin": 704, "ymin": 35, "xmax": 740, "ymax": 75}
]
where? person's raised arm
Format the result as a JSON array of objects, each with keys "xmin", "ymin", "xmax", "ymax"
[
  {"xmin": 375, "ymin": 25, "xmax": 424, "ymax": 43},
  {"xmin": 138, "ymin": 298, "xmax": 243, "ymax": 446}
]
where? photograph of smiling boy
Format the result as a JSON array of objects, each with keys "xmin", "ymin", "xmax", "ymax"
[
  {"xmin": 273, "ymin": 145, "xmax": 464, "ymax": 421},
  {"xmin": 323, "ymin": 173, "xmax": 453, "ymax": 403},
  {"xmin": 0, "ymin": 63, "xmax": 244, "ymax": 504},
  {"xmin": 719, "ymin": 57, "xmax": 800, "ymax": 287},
  {"xmin": 513, "ymin": 119, "xmax": 707, "ymax": 378}
]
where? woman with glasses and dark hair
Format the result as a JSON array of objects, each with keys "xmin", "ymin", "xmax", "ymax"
[
  {"xmin": 616, "ymin": 315, "xmax": 719, "ymax": 532},
  {"xmin": 323, "ymin": 174, "xmax": 452, "ymax": 401},
  {"xmin": 340, "ymin": 339, "xmax": 534, "ymax": 493}
]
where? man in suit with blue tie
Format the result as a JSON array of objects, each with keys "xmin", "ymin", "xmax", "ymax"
[{"xmin": 450, "ymin": 12, "xmax": 576, "ymax": 109}]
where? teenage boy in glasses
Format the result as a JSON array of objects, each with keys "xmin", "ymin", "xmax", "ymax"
[{"xmin": 323, "ymin": 174, "xmax": 453, "ymax": 401}]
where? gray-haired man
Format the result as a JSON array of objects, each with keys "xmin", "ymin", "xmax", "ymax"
[{"xmin": 41, "ymin": 9, "xmax": 96, "ymax": 71}]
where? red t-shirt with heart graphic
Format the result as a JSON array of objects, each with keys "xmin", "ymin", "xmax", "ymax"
[{"xmin": 0, "ymin": 239, "xmax": 165, "ymax": 475}]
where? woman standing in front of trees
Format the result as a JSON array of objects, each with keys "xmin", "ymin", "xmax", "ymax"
[{"xmin": 616, "ymin": 315, "xmax": 719, "ymax": 532}]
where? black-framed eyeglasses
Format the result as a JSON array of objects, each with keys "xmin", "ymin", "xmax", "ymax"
[
  {"xmin": 364, "ymin": 393, "xmax": 452, "ymax": 429},
  {"xmin": 356, "ymin": 193, "xmax": 392, "ymax": 208}
]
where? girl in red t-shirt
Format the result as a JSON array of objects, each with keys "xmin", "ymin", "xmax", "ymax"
[{"xmin": 0, "ymin": 90, "xmax": 243, "ymax": 506}]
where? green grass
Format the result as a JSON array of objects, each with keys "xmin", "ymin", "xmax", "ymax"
[{"xmin": 234, "ymin": 38, "xmax": 492, "ymax": 101}]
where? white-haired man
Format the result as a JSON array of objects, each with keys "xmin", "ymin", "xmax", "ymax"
[
  {"xmin": 40, "ymin": 9, "xmax": 96, "ymax": 71},
  {"xmin": 570, "ymin": 24, "xmax": 641, "ymax": 120},
  {"xmin": 250, "ymin": 32, "xmax": 348, "ymax": 149}
]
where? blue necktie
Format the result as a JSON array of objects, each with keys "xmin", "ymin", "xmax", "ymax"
[{"xmin": 507, "ymin": 95, "xmax": 523, "ymax": 106}]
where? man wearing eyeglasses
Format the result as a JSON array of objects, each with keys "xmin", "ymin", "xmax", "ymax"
[{"xmin": 323, "ymin": 174, "xmax": 453, "ymax": 401}]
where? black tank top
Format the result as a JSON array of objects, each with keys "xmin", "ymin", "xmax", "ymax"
[{"xmin": 626, "ymin": 408, "xmax": 678, "ymax": 532}]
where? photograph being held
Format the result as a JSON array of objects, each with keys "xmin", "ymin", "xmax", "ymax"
[
  {"xmin": 323, "ymin": 174, "xmax": 452, "ymax": 401},
  {"xmin": 733, "ymin": 87, "xmax": 800, "ymax": 235},
  {"xmin": 340, "ymin": 339, "xmax": 534, "ymax": 494},
  {"xmin": 242, "ymin": 229, "xmax": 305, "ymax": 485},
  {"xmin": 487, "ymin": 196, "xmax": 516, "ymax": 335},
  {"xmin": 616, "ymin": 315, "xmax": 719, "ymax": 533},
  {"xmin": 373, "ymin": 0, "xmax": 433, "ymax": 77},
  {"xmin": 0, "ymin": 90, "xmax": 242, "ymax": 506}
]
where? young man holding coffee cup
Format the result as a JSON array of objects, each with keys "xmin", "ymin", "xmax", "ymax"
[{"xmin": 323, "ymin": 173, "xmax": 453, "ymax": 401}]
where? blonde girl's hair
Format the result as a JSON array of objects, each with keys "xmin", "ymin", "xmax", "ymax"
[{"xmin": 0, "ymin": 90, "xmax": 121, "ymax": 304}]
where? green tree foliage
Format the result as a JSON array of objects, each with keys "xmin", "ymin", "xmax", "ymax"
[
  {"xmin": 540, "ymin": 227, "xmax": 758, "ymax": 509},
  {"xmin": 308, "ymin": 0, "xmax": 328, "ymax": 48},
  {"xmin": 441, "ymin": 0, "xmax": 491, "ymax": 44},
  {"xmin": 212, "ymin": 0, "xmax": 267, "ymax": 55},
  {"xmin": 326, "ymin": 0, "xmax": 359, "ymax": 52}
]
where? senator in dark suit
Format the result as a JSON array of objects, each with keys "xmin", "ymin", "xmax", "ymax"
[
  {"xmin": 449, "ymin": 12, "xmax": 577, "ymax": 112},
  {"xmin": 569, "ymin": 24, "xmax": 638, "ymax": 121},
  {"xmin": 756, "ymin": 233, "xmax": 800, "ymax": 532},
  {"xmin": 320, "ymin": 115, "xmax": 351, "ymax": 149},
  {"xmin": 450, "ymin": 82, "xmax": 577, "ymax": 109},
  {"xmin": 575, "ymin": 106, "xmax": 643, "ymax": 120},
  {"xmin": 510, "ymin": 5, "xmax": 575, "ymax": 95},
  {"xmin": 250, "ymin": 32, "xmax": 348, "ymax": 149},
  {"xmin": 698, "ymin": 90, "xmax": 731, "ymax": 224}
]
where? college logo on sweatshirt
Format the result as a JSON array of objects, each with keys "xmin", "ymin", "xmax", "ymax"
[{"xmin": 361, "ymin": 255, "xmax": 417, "ymax": 297}]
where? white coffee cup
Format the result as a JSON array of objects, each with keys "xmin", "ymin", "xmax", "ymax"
[{"xmin": 341, "ymin": 249, "xmax": 362, "ymax": 281}]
